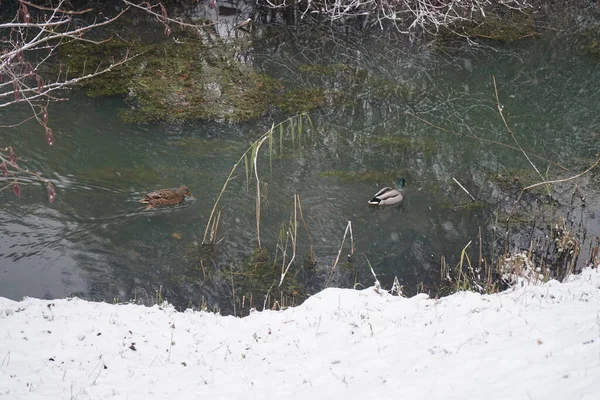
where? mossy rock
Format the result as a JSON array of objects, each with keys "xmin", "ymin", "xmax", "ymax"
[
  {"xmin": 117, "ymin": 33, "xmax": 283, "ymax": 123},
  {"xmin": 55, "ymin": 38, "xmax": 143, "ymax": 97},
  {"xmin": 54, "ymin": 21, "xmax": 412, "ymax": 125},
  {"xmin": 56, "ymin": 29, "xmax": 284, "ymax": 123}
]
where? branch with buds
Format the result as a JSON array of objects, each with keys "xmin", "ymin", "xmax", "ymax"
[
  {"xmin": 0, "ymin": 146, "xmax": 56, "ymax": 202},
  {"xmin": 1, "ymin": 0, "xmax": 134, "ymax": 201}
]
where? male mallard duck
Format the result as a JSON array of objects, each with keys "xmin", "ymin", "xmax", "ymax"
[
  {"xmin": 368, "ymin": 177, "xmax": 405, "ymax": 206},
  {"xmin": 140, "ymin": 186, "xmax": 193, "ymax": 210}
]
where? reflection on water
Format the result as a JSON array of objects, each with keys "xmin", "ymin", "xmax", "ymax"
[{"xmin": 1, "ymin": 30, "xmax": 599, "ymax": 314}]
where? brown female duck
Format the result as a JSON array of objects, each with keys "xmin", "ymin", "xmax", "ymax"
[{"xmin": 140, "ymin": 186, "xmax": 193, "ymax": 209}]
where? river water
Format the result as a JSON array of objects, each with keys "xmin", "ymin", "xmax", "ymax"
[{"xmin": 1, "ymin": 28, "xmax": 599, "ymax": 314}]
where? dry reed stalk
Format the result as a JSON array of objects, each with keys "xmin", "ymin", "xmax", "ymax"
[
  {"xmin": 455, "ymin": 241, "xmax": 472, "ymax": 291},
  {"xmin": 391, "ymin": 276, "xmax": 403, "ymax": 296},
  {"xmin": 588, "ymin": 238, "xmax": 599, "ymax": 267},
  {"xmin": 296, "ymin": 194, "xmax": 316, "ymax": 265},
  {"xmin": 478, "ymin": 226, "xmax": 483, "ymax": 272},
  {"xmin": 453, "ymin": 177, "xmax": 476, "ymax": 201},
  {"xmin": 262, "ymin": 284, "xmax": 274, "ymax": 311},
  {"xmin": 252, "ymin": 132, "xmax": 271, "ymax": 248},
  {"xmin": 363, "ymin": 254, "xmax": 381, "ymax": 291},
  {"xmin": 202, "ymin": 164, "xmax": 238, "ymax": 245},
  {"xmin": 279, "ymin": 195, "xmax": 298, "ymax": 286},
  {"xmin": 230, "ymin": 266, "xmax": 236, "ymax": 317},
  {"xmin": 326, "ymin": 221, "xmax": 354, "ymax": 286},
  {"xmin": 440, "ymin": 255, "xmax": 448, "ymax": 281},
  {"xmin": 206, "ymin": 210, "xmax": 222, "ymax": 246},
  {"xmin": 278, "ymin": 223, "xmax": 290, "ymax": 280},
  {"xmin": 200, "ymin": 259, "xmax": 206, "ymax": 280},
  {"xmin": 202, "ymin": 116, "xmax": 308, "ymax": 246},
  {"xmin": 492, "ymin": 76, "xmax": 546, "ymax": 184}
]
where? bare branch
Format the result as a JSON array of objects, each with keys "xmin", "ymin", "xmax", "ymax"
[
  {"xmin": 1, "ymin": 1, "xmax": 132, "ymax": 201},
  {"xmin": 122, "ymin": 0, "xmax": 217, "ymax": 32},
  {"xmin": 264, "ymin": 0, "xmax": 531, "ymax": 32},
  {"xmin": 20, "ymin": 1, "xmax": 94, "ymax": 15}
]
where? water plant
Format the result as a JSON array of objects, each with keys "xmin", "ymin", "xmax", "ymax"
[{"xmin": 202, "ymin": 113, "xmax": 313, "ymax": 248}]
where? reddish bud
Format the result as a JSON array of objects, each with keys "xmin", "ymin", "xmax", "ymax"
[
  {"xmin": 45, "ymin": 127, "xmax": 54, "ymax": 146},
  {"xmin": 36, "ymin": 75, "xmax": 44, "ymax": 93},
  {"xmin": 1, "ymin": 162, "xmax": 8, "ymax": 177},
  {"xmin": 20, "ymin": 5, "xmax": 31, "ymax": 24},
  {"xmin": 23, "ymin": 62, "xmax": 32, "ymax": 76},
  {"xmin": 160, "ymin": 4, "xmax": 168, "ymax": 20},
  {"xmin": 47, "ymin": 182, "xmax": 56, "ymax": 203},
  {"xmin": 42, "ymin": 108, "xmax": 49, "ymax": 123},
  {"xmin": 164, "ymin": 25, "xmax": 172, "ymax": 36},
  {"xmin": 8, "ymin": 147, "xmax": 16, "ymax": 165},
  {"xmin": 13, "ymin": 182, "xmax": 21, "ymax": 198}
]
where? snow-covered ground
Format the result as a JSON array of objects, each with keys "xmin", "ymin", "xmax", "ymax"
[{"xmin": 1, "ymin": 268, "xmax": 599, "ymax": 400}]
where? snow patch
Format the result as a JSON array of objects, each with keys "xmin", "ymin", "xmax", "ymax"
[{"xmin": 1, "ymin": 268, "xmax": 599, "ymax": 399}]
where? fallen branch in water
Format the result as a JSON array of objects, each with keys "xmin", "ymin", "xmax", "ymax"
[
  {"xmin": 453, "ymin": 177, "xmax": 476, "ymax": 201},
  {"xmin": 507, "ymin": 157, "xmax": 600, "ymax": 223},
  {"xmin": 492, "ymin": 76, "xmax": 546, "ymax": 184},
  {"xmin": 521, "ymin": 158, "xmax": 600, "ymax": 192}
]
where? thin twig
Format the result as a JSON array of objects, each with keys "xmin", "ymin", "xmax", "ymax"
[
  {"xmin": 452, "ymin": 177, "xmax": 475, "ymax": 201},
  {"xmin": 279, "ymin": 195, "xmax": 298, "ymax": 286},
  {"xmin": 296, "ymin": 194, "xmax": 316, "ymax": 264},
  {"xmin": 507, "ymin": 157, "xmax": 600, "ymax": 223},
  {"xmin": 326, "ymin": 221, "xmax": 353, "ymax": 287},
  {"xmin": 122, "ymin": 0, "xmax": 217, "ymax": 29},
  {"xmin": 522, "ymin": 158, "xmax": 600, "ymax": 192},
  {"xmin": 492, "ymin": 76, "xmax": 545, "ymax": 181}
]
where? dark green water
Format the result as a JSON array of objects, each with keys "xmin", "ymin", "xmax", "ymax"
[{"xmin": 1, "ymin": 30, "xmax": 599, "ymax": 313}]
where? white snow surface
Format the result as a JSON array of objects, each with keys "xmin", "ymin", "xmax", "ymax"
[{"xmin": 1, "ymin": 269, "xmax": 600, "ymax": 400}]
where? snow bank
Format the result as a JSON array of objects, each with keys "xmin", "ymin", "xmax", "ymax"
[{"xmin": 1, "ymin": 268, "xmax": 599, "ymax": 400}]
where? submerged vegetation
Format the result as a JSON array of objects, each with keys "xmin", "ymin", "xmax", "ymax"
[
  {"xmin": 3, "ymin": 0, "xmax": 600, "ymax": 316},
  {"xmin": 57, "ymin": 32, "xmax": 283, "ymax": 123},
  {"xmin": 459, "ymin": 9, "xmax": 537, "ymax": 42},
  {"xmin": 436, "ymin": 213, "xmax": 593, "ymax": 297},
  {"xmin": 55, "ymin": 22, "xmax": 413, "ymax": 124}
]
